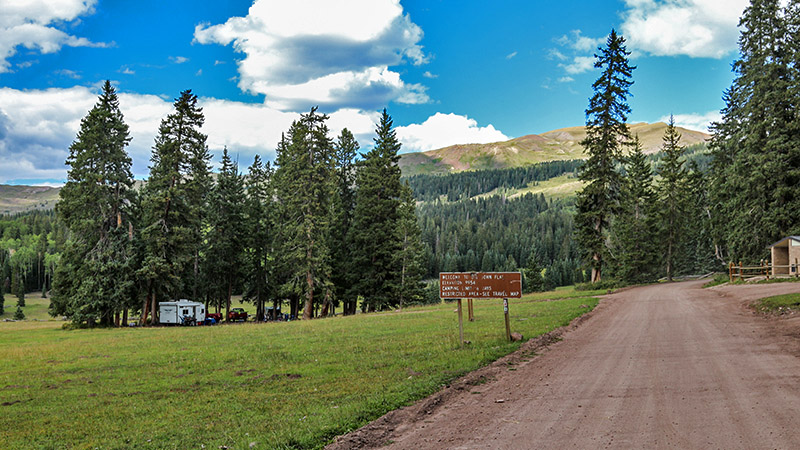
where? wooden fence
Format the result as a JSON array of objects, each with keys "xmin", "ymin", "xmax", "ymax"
[{"xmin": 728, "ymin": 259, "xmax": 800, "ymax": 282}]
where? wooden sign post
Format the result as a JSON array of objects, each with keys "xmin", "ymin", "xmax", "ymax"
[
  {"xmin": 503, "ymin": 298, "xmax": 511, "ymax": 341},
  {"xmin": 440, "ymin": 272, "xmax": 522, "ymax": 344},
  {"xmin": 457, "ymin": 299, "xmax": 464, "ymax": 345}
]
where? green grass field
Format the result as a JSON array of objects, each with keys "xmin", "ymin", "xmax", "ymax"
[{"xmin": 0, "ymin": 288, "xmax": 602, "ymax": 450}]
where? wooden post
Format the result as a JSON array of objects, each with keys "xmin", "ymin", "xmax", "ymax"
[
  {"xmin": 729, "ymin": 262, "xmax": 733, "ymax": 283},
  {"xmin": 457, "ymin": 299, "xmax": 464, "ymax": 346},
  {"xmin": 468, "ymin": 298, "xmax": 474, "ymax": 322},
  {"xmin": 738, "ymin": 261, "xmax": 743, "ymax": 282},
  {"xmin": 503, "ymin": 298, "xmax": 511, "ymax": 342}
]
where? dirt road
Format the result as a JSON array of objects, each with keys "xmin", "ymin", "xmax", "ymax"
[{"xmin": 328, "ymin": 281, "xmax": 800, "ymax": 449}]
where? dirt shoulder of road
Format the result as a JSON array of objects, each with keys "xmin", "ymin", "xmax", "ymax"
[{"xmin": 326, "ymin": 281, "xmax": 800, "ymax": 450}]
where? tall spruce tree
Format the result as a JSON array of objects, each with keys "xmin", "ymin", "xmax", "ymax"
[
  {"xmin": 205, "ymin": 148, "xmax": 246, "ymax": 319},
  {"xmin": 394, "ymin": 182, "xmax": 425, "ymax": 308},
  {"xmin": 683, "ymin": 161, "xmax": 719, "ymax": 274},
  {"xmin": 575, "ymin": 29, "xmax": 635, "ymax": 283},
  {"xmin": 657, "ymin": 116, "xmax": 687, "ymax": 281},
  {"xmin": 243, "ymin": 155, "xmax": 274, "ymax": 320},
  {"xmin": 51, "ymin": 80, "xmax": 136, "ymax": 325},
  {"xmin": 331, "ymin": 129, "xmax": 359, "ymax": 315},
  {"xmin": 710, "ymin": 0, "xmax": 800, "ymax": 262},
  {"xmin": 613, "ymin": 136, "xmax": 658, "ymax": 283},
  {"xmin": 273, "ymin": 108, "xmax": 335, "ymax": 320},
  {"xmin": 139, "ymin": 90, "xmax": 207, "ymax": 325},
  {"xmin": 349, "ymin": 109, "xmax": 405, "ymax": 311}
]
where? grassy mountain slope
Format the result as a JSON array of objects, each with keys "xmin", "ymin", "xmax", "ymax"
[
  {"xmin": 399, "ymin": 122, "xmax": 710, "ymax": 176},
  {"xmin": 0, "ymin": 184, "xmax": 60, "ymax": 215}
]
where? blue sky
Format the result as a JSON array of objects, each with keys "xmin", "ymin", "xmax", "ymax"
[{"xmin": 0, "ymin": 0, "xmax": 748, "ymax": 184}]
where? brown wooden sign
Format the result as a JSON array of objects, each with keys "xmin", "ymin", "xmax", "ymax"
[{"xmin": 439, "ymin": 272, "xmax": 522, "ymax": 299}]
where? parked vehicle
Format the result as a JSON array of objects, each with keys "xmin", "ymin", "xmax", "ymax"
[
  {"xmin": 158, "ymin": 300, "xmax": 205, "ymax": 326},
  {"xmin": 206, "ymin": 312, "xmax": 223, "ymax": 323},
  {"xmin": 228, "ymin": 307, "xmax": 248, "ymax": 322}
]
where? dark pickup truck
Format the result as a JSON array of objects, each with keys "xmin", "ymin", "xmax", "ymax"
[{"xmin": 227, "ymin": 307, "xmax": 248, "ymax": 322}]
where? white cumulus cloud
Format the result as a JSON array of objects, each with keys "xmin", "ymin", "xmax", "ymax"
[
  {"xmin": 660, "ymin": 111, "xmax": 721, "ymax": 133},
  {"xmin": 0, "ymin": 0, "xmax": 107, "ymax": 73},
  {"xmin": 395, "ymin": 113, "xmax": 509, "ymax": 153},
  {"xmin": 0, "ymin": 86, "xmax": 388, "ymax": 183},
  {"xmin": 621, "ymin": 0, "xmax": 749, "ymax": 58},
  {"xmin": 193, "ymin": 0, "xmax": 429, "ymax": 111},
  {"xmin": 561, "ymin": 56, "xmax": 595, "ymax": 75}
]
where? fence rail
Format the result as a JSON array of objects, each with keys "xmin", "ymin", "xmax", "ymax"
[{"xmin": 728, "ymin": 260, "xmax": 800, "ymax": 282}]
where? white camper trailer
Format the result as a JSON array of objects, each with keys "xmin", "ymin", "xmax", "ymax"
[{"xmin": 159, "ymin": 299, "xmax": 206, "ymax": 325}]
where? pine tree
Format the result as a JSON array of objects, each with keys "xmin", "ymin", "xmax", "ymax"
[
  {"xmin": 14, "ymin": 269, "xmax": 24, "ymax": 307},
  {"xmin": 394, "ymin": 182, "xmax": 425, "ymax": 308},
  {"xmin": 331, "ymin": 129, "xmax": 359, "ymax": 315},
  {"xmin": 51, "ymin": 80, "xmax": 136, "ymax": 325},
  {"xmin": 683, "ymin": 161, "xmax": 719, "ymax": 274},
  {"xmin": 523, "ymin": 248, "xmax": 545, "ymax": 293},
  {"xmin": 139, "ymin": 90, "xmax": 207, "ymax": 325},
  {"xmin": 710, "ymin": 0, "xmax": 800, "ymax": 262},
  {"xmin": 657, "ymin": 116, "xmax": 687, "ymax": 281},
  {"xmin": 13, "ymin": 305, "xmax": 24, "ymax": 321},
  {"xmin": 273, "ymin": 108, "xmax": 335, "ymax": 320},
  {"xmin": 205, "ymin": 147, "xmax": 246, "ymax": 319},
  {"xmin": 613, "ymin": 136, "xmax": 658, "ymax": 283},
  {"xmin": 575, "ymin": 29, "xmax": 635, "ymax": 283},
  {"xmin": 349, "ymin": 109, "xmax": 405, "ymax": 311},
  {"xmin": 243, "ymin": 155, "xmax": 274, "ymax": 320}
]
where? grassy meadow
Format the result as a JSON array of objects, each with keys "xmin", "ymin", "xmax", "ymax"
[{"xmin": 0, "ymin": 287, "xmax": 602, "ymax": 450}]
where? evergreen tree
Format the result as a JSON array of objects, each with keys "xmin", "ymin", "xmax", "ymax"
[
  {"xmin": 523, "ymin": 248, "xmax": 545, "ymax": 293},
  {"xmin": 613, "ymin": 136, "xmax": 658, "ymax": 283},
  {"xmin": 331, "ymin": 129, "xmax": 359, "ymax": 315},
  {"xmin": 139, "ymin": 90, "xmax": 207, "ymax": 325},
  {"xmin": 394, "ymin": 182, "xmax": 425, "ymax": 308},
  {"xmin": 51, "ymin": 80, "xmax": 136, "ymax": 325},
  {"xmin": 273, "ymin": 108, "xmax": 335, "ymax": 320},
  {"xmin": 349, "ymin": 109, "xmax": 404, "ymax": 312},
  {"xmin": 205, "ymin": 148, "xmax": 246, "ymax": 319},
  {"xmin": 657, "ymin": 116, "xmax": 687, "ymax": 281},
  {"xmin": 243, "ymin": 155, "xmax": 274, "ymax": 320},
  {"xmin": 186, "ymin": 130, "xmax": 213, "ymax": 303},
  {"xmin": 710, "ymin": 0, "xmax": 800, "ymax": 262},
  {"xmin": 14, "ymin": 269, "xmax": 24, "ymax": 307},
  {"xmin": 13, "ymin": 305, "xmax": 24, "ymax": 320},
  {"xmin": 575, "ymin": 29, "xmax": 635, "ymax": 283},
  {"xmin": 683, "ymin": 161, "xmax": 719, "ymax": 274}
]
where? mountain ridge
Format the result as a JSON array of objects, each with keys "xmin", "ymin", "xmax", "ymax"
[{"xmin": 399, "ymin": 122, "xmax": 710, "ymax": 176}]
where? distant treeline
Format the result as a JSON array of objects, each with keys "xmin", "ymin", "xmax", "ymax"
[
  {"xmin": 417, "ymin": 193, "xmax": 586, "ymax": 290},
  {"xmin": 405, "ymin": 160, "xmax": 583, "ymax": 202}
]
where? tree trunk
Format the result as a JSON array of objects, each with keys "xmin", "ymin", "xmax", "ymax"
[
  {"xmin": 226, "ymin": 279, "xmax": 232, "ymax": 320},
  {"xmin": 321, "ymin": 289, "xmax": 330, "ymax": 317},
  {"xmin": 114, "ymin": 311, "xmax": 120, "ymax": 327},
  {"xmin": 141, "ymin": 285, "xmax": 152, "ymax": 326},
  {"xmin": 150, "ymin": 290, "xmax": 158, "ymax": 326},
  {"xmin": 122, "ymin": 309, "xmax": 128, "ymax": 327},
  {"xmin": 304, "ymin": 270, "xmax": 314, "ymax": 320},
  {"xmin": 591, "ymin": 252, "xmax": 602, "ymax": 283}
]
